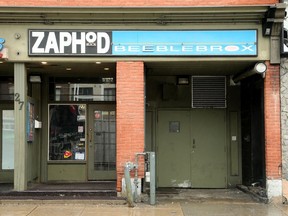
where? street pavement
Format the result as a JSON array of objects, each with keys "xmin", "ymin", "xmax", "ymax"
[{"xmin": 0, "ymin": 189, "xmax": 288, "ymax": 216}]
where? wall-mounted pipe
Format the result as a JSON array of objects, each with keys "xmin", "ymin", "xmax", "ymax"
[
  {"xmin": 232, "ymin": 62, "xmax": 267, "ymax": 83},
  {"xmin": 148, "ymin": 152, "xmax": 156, "ymax": 205},
  {"xmin": 134, "ymin": 153, "xmax": 146, "ymax": 202},
  {"xmin": 124, "ymin": 152, "xmax": 156, "ymax": 206}
]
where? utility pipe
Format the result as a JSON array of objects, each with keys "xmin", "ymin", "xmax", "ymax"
[
  {"xmin": 124, "ymin": 162, "xmax": 135, "ymax": 207},
  {"xmin": 149, "ymin": 152, "xmax": 156, "ymax": 205},
  {"xmin": 232, "ymin": 62, "xmax": 267, "ymax": 83},
  {"xmin": 134, "ymin": 153, "xmax": 146, "ymax": 202}
]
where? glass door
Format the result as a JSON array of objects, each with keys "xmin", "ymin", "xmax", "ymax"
[{"xmin": 88, "ymin": 105, "xmax": 116, "ymax": 180}]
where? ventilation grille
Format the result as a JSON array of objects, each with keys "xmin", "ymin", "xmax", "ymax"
[{"xmin": 192, "ymin": 76, "xmax": 226, "ymax": 108}]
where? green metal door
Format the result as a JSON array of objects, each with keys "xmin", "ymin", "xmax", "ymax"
[
  {"xmin": 88, "ymin": 105, "xmax": 116, "ymax": 180},
  {"xmin": 157, "ymin": 109, "xmax": 226, "ymax": 188},
  {"xmin": 190, "ymin": 109, "xmax": 227, "ymax": 188},
  {"xmin": 157, "ymin": 110, "xmax": 191, "ymax": 187}
]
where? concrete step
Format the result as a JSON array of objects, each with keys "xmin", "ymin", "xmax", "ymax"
[{"xmin": 0, "ymin": 182, "xmax": 122, "ymax": 200}]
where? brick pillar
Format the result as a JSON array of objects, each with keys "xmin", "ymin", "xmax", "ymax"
[
  {"xmin": 116, "ymin": 61, "xmax": 145, "ymax": 192},
  {"xmin": 264, "ymin": 61, "xmax": 282, "ymax": 200}
]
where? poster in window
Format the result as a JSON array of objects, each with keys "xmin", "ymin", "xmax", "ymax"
[{"xmin": 27, "ymin": 102, "xmax": 35, "ymax": 142}]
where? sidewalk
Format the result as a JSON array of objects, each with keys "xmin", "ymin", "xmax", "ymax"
[
  {"xmin": 0, "ymin": 189, "xmax": 288, "ymax": 216},
  {"xmin": 1, "ymin": 199, "xmax": 288, "ymax": 216}
]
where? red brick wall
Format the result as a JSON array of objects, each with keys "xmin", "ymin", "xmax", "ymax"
[
  {"xmin": 0, "ymin": 0, "xmax": 278, "ymax": 6},
  {"xmin": 264, "ymin": 62, "xmax": 282, "ymax": 179},
  {"xmin": 116, "ymin": 61, "xmax": 145, "ymax": 192}
]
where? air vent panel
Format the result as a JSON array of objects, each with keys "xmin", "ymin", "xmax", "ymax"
[{"xmin": 192, "ymin": 76, "xmax": 226, "ymax": 108}]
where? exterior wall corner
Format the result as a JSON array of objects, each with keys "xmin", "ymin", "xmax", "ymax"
[
  {"xmin": 267, "ymin": 179, "xmax": 283, "ymax": 202},
  {"xmin": 264, "ymin": 61, "xmax": 282, "ymax": 200}
]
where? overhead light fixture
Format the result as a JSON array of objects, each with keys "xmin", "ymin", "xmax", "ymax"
[
  {"xmin": 66, "ymin": 67, "xmax": 72, "ymax": 71},
  {"xmin": 254, "ymin": 62, "xmax": 267, "ymax": 73},
  {"xmin": 262, "ymin": 6, "xmax": 275, "ymax": 36},
  {"xmin": 264, "ymin": 28, "xmax": 271, "ymax": 36},
  {"xmin": 177, "ymin": 76, "xmax": 189, "ymax": 85},
  {"xmin": 41, "ymin": 61, "xmax": 47, "ymax": 65},
  {"xmin": 29, "ymin": 75, "xmax": 41, "ymax": 83},
  {"xmin": 95, "ymin": 62, "xmax": 101, "ymax": 64},
  {"xmin": 262, "ymin": 4, "xmax": 286, "ymax": 36},
  {"xmin": 232, "ymin": 62, "xmax": 267, "ymax": 83},
  {"xmin": 104, "ymin": 67, "xmax": 110, "ymax": 71}
]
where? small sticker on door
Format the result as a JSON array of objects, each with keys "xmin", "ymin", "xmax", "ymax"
[
  {"xmin": 169, "ymin": 121, "xmax": 180, "ymax": 133},
  {"xmin": 78, "ymin": 126, "xmax": 84, "ymax": 133}
]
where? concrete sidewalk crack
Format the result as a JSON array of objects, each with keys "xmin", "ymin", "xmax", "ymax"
[{"xmin": 26, "ymin": 205, "xmax": 38, "ymax": 216}]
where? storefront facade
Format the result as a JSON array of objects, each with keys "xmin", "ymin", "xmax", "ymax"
[{"xmin": 0, "ymin": 2, "xmax": 285, "ymax": 201}]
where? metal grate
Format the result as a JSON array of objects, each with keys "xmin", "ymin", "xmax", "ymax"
[{"xmin": 192, "ymin": 76, "xmax": 226, "ymax": 108}]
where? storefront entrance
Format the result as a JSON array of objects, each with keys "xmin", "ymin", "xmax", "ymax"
[
  {"xmin": 88, "ymin": 104, "xmax": 116, "ymax": 180},
  {"xmin": 157, "ymin": 109, "xmax": 227, "ymax": 188},
  {"xmin": 47, "ymin": 75, "xmax": 116, "ymax": 182}
]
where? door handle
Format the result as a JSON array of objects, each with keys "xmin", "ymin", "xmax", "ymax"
[
  {"xmin": 89, "ymin": 128, "xmax": 92, "ymax": 145},
  {"xmin": 192, "ymin": 139, "xmax": 196, "ymax": 149},
  {"xmin": 191, "ymin": 139, "xmax": 196, "ymax": 153}
]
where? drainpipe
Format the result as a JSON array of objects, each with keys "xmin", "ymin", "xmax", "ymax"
[
  {"xmin": 134, "ymin": 153, "xmax": 146, "ymax": 202},
  {"xmin": 149, "ymin": 152, "xmax": 156, "ymax": 205},
  {"xmin": 125, "ymin": 152, "xmax": 156, "ymax": 206},
  {"xmin": 134, "ymin": 152, "xmax": 156, "ymax": 205}
]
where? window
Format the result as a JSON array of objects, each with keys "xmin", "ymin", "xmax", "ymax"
[
  {"xmin": 0, "ymin": 80, "xmax": 14, "ymax": 101},
  {"xmin": 49, "ymin": 77, "xmax": 116, "ymax": 102},
  {"xmin": 49, "ymin": 104, "xmax": 86, "ymax": 160},
  {"xmin": 93, "ymin": 110, "xmax": 116, "ymax": 171},
  {"xmin": 2, "ymin": 110, "xmax": 14, "ymax": 169},
  {"xmin": 104, "ymin": 88, "xmax": 116, "ymax": 101}
]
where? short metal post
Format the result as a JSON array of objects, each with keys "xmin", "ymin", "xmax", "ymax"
[
  {"xmin": 124, "ymin": 163, "xmax": 134, "ymax": 207},
  {"xmin": 149, "ymin": 152, "xmax": 156, "ymax": 205}
]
